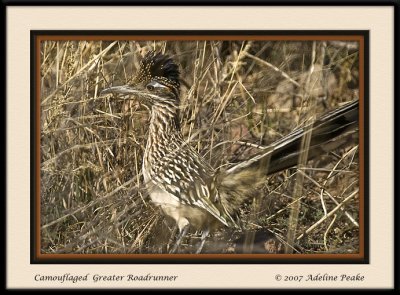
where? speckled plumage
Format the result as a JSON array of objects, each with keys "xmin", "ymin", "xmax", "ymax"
[{"xmin": 130, "ymin": 51, "xmax": 239, "ymax": 232}]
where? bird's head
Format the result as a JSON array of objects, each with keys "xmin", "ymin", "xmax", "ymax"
[{"xmin": 102, "ymin": 51, "xmax": 181, "ymax": 108}]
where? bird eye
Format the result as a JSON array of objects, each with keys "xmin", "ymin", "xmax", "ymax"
[{"xmin": 146, "ymin": 84, "xmax": 155, "ymax": 91}]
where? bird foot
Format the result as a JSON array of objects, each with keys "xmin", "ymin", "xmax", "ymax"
[
  {"xmin": 195, "ymin": 229, "xmax": 210, "ymax": 254},
  {"xmin": 169, "ymin": 224, "xmax": 189, "ymax": 254}
]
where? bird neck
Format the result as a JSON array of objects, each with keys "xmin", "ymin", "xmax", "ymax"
[{"xmin": 148, "ymin": 101, "xmax": 181, "ymax": 140}]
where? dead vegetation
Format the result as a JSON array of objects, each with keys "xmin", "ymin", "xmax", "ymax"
[{"xmin": 40, "ymin": 39, "xmax": 360, "ymax": 254}]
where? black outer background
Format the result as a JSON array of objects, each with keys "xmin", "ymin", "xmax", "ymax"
[
  {"xmin": 0, "ymin": 0, "xmax": 399, "ymax": 4},
  {"xmin": 2, "ymin": 0, "xmax": 399, "ymax": 292}
]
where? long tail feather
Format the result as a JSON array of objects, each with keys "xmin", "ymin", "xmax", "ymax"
[{"xmin": 218, "ymin": 100, "xmax": 359, "ymax": 216}]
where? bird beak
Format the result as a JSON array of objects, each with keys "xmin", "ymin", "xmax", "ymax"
[{"xmin": 101, "ymin": 85, "xmax": 140, "ymax": 96}]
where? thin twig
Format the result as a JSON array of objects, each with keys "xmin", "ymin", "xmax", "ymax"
[
  {"xmin": 296, "ymin": 189, "xmax": 359, "ymax": 240},
  {"xmin": 243, "ymin": 51, "xmax": 300, "ymax": 87}
]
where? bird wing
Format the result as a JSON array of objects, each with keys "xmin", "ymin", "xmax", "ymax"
[{"xmin": 147, "ymin": 141, "xmax": 234, "ymax": 227}]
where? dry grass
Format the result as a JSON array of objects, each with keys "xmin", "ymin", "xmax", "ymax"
[{"xmin": 40, "ymin": 40, "xmax": 360, "ymax": 254}]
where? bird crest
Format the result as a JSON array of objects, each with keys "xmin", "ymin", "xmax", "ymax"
[{"xmin": 133, "ymin": 51, "xmax": 180, "ymax": 95}]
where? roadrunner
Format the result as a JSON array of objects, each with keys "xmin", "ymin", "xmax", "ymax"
[{"xmin": 102, "ymin": 51, "xmax": 359, "ymax": 253}]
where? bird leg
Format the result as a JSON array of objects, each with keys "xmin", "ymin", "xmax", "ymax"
[
  {"xmin": 195, "ymin": 228, "xmax": 210, "ymax": 254},
  {"xmin": 169, "ymin": 223, "xmax": 189, "ymax": 254},
  {"xmin": 166, "ymin": 224, "xmax": 178, "ymax": 253}
]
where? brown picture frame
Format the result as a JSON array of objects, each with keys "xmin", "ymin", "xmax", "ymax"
[{"xmin": 32, "ymin": 31, "xmax": 368, "ymax": 263}]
